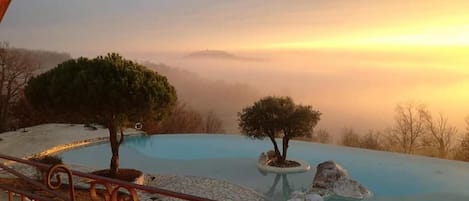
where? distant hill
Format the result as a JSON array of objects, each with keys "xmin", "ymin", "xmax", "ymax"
[
  {"xmin": 184, "ymin": 50, "xmax": 262, "ymax": 62},
  {"xmin": 13, "ymin": 48, "xmax": 71, "ymax": 73},
  {"xmin": 8, "ymin": 47, "xmax": 258, "ymax": 133}
]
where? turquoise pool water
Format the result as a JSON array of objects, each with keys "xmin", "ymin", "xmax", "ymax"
[{"xmin": 59, "ymin": 134, "xmax": 469, "ymax": 201}]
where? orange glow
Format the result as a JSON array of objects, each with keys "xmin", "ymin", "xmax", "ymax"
[{"xmin": 269, "ymin": 20, "xmax": 469, "ymax": 50}]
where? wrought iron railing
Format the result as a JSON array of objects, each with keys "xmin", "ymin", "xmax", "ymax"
[{"xmin": 0, "ymin": 153, "xmax": 214, "ymax": 201}]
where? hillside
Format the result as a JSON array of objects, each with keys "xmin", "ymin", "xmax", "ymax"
[
  {"xmin": 185, "ymin": 50, "xmax": 261, "ymax": 62},
  {"xmin": 144, "ymin": 62, "xmax": 260, "ymax": 133}
]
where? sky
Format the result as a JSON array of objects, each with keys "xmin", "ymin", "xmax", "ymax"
[
  {"xmin": 1, "ymin": 0, "xmax": 468, "ymax": 135},
  {"xmin": 2, "ymin": 0, "xmax": 469, "ymax": 54}
]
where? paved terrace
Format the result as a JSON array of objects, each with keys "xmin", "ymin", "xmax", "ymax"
[{"xmin": 0, "ymin": 124, "xmax": 265, "ymax": 201}]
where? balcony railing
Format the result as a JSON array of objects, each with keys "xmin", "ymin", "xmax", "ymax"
[{"xmin": 0, "ymin": 153, "xmax": 214, "ymax": 201}]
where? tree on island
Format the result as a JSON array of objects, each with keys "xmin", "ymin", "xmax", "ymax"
[
  {"xmin": 24, "ymin": 53, "xmax": 177, "ymax": 177},
  {"xmin": 238, "ymin": 96, "xmax": 321, "ymax": 166}
]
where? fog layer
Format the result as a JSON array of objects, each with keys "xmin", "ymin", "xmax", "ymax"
[{"xmin": 129, "ymin": 49, "xmax": 469, "ymax": 136}]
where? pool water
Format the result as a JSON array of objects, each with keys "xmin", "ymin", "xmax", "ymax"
[{"xmin": 59, "ymin": 134, "xmax": 469, "ymax": 201}]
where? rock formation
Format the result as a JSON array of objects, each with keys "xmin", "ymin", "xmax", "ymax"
[
  {"xmin": 311, "ymin": 161, "xmax": 371, "ymax": 199},
  {"xmin": 288, "ymin": 191, "xmax": 323, "ymax": 201}
]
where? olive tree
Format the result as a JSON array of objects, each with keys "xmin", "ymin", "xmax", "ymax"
[
  {"xmin": 25, "ymin": 53, "xmax": 176, "ymax": 176},
  {"xmin": 238, "ymin": 96, "xmax": 321, "ymax": 165}
]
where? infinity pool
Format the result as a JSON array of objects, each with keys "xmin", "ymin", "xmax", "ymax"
[{"xmin": 59, "ymin": 134, "xmax": 469, "ymax": 201}]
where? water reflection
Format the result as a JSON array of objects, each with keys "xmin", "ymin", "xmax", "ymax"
[
  {"xmin": 63, "ymin": 134, "xmax": 469, "ymax": 201},
  {"xmin": 265, "ymin": 173, "xmax": 295, "ymax": 200}
]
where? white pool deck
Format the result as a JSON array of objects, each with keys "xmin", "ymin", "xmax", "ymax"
[{"xmin": 0, "ymin": 124, "xmax": 266, "ymax": 201}]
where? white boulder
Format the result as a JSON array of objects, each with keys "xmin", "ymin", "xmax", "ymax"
[
  {"xmin": 311, "ymin": 161, "xmax": 371, "ymax": 199},
  {"xmin": 288, "ymin": 191, "xmax": 323, "ymax": 201}
]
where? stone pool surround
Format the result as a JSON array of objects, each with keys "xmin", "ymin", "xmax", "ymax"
[
  {"xmin": 0, "ymin": 123, "xmax": 266, "ymax": 201},
  {"xmin": 258, "ymin": 159, "xmax": 311, "ymax": 174}
]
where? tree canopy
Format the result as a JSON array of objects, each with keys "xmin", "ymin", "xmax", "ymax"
[
  {"xmin": 25, "ymin": 53, "xmax": 176, "ymax": 124},
  {"xmin": 238, "ymin": 96, "xmax": 321, "ymax": 165},
  {"xmin": 25, "ymin": 53, "xmax": 177, "ymax": 176}
]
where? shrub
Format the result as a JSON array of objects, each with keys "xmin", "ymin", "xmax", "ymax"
[
  {"xmin": 29, "ymin": 155, "xmax": 63, "ymax": 165},
  {"xmin": 29, "ymin": 155, "xmax": 63, "ymax": 180}
]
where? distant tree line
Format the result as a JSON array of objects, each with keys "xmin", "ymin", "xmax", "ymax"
[
  {"xmin": 335, "ymin": 102, "xmax": 469, "ymax": 162},
  {"xmin": 0, "ymin": 43, "xmax": 226, "ymax": 134},
  {"xmin": 0, "ymin": 42, "xmax": 72, "ymax": 131},
  {"xmin": 143, "ymin": 102, "xmax": 225, "ymax": 134},
  {"xmin": 1, "ymin": 42, "xmax": 467, "ymax": 163},
  {"xmin": 261, "ymin": 101, "xmax": 468, "ymax": 163}
]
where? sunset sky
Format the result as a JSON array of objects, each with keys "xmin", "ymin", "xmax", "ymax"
[
  {"xmin": 1, "ymin": 0, "xmax": 468, "ymax": 134},
  {"xmin": 1, "ymin": 1, "xmax": 469, "ymax": 53}
]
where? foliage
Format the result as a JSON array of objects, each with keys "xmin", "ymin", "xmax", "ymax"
[
  {"xmin": 238, "ymin": 96, "xmax": 321, "ymax": 164},
  {"xmin": 340, "ymin": 128, "xmax": 361, "ymax": 148},
  {"xmin": 340, "ymin": 128, "xmax": 383, "ymax": 150},
  {"xmin": 29, "ymin": 155, "xmax": 63, "ymax": 165},
  {"xmin": 312, "ymin": 128, "xmax": 331, "ymax": 144},
  {"xmin": 10, "ymin": 92, "xmax": 36, "ymax": 130},
  {"xmin": 29, "ymin": 155, "xmax": 63, "ymax": 180},
  {"xmin": 25, "ymin": 53, "xmax": 177, "ymax": 177},
  {"xmin": 454, "ymin": 133, "xmax": 469, "ymax": 161},
  {"xmin": 359, "ymin": 130, "xmax": 383, "ymax": 150},
  {"xmin": 454, "ymin": 117, "xmax": 469, "ymax": 161},
  {"xmin": 202, "ymin": 111, "xmax": 225, "ymax": 133},
  {"xmin": 144, "ymin": 102, "xmax": 225, "ymax": 134}
]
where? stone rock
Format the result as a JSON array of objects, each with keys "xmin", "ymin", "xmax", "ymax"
[
  {"xmin": 258, "ymin": 150, "xmax": 279, "ymax": 166},
  {"xmin": 305, "ymin": 193, "xmax": 323, "ymax": 201},
  {"xmin": 258, "ymin": 152, "xmax": 267, "ymax": 164},
  {"xmin": 311, "ymin": 161, "xmax": 371, "ymax": 199},
  {"xmin": 288, "ymin": 191, "xmax": 323, "ymax": 201}
]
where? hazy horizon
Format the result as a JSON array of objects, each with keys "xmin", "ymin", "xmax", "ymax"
[
  {"xmin": 131, "ymin": 49, "xmax": 469, "ymax": 136},
  {"xmin": 1, "ymin": 0, "xmax": 468, "ymax": 137}
]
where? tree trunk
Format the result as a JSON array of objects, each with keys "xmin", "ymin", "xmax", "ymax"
[
  {"xmin": 439, "ymin": 140, "xmax": 446, "ymax": 158},
  {"xmin": 108, "ymin": 123, "xmax": 119, "ymax": 177},
  {"xmin": 281, "ymin": 138, "xmax": 289, "ymax": 163},
  {"xmin": 268, "ymin": 136, "xmax": 282, "ymax": 161}
]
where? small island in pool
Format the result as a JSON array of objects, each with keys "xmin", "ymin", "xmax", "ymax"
[
  {"xmin": 238, "ymin": 96, "xmax": 321, "ymax": 174},
  {"xmin": 257, "ymin": 150, "xmax": 311, "ymax": 173}
]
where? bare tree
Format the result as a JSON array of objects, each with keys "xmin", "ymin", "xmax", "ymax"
[
  {"xmin": 388, "ymin": 102, "xmax": 429, "ymax": 154},
  {"xmin": 340, "ymin": 128, "xmax": 361, "ymax": 148},
  {"xmin": 464, "ymin": 116, "xmax": 469, "ymax": 134},
  {"xmin": 360, "ymin": 130, "xmax": 383, "ymax": 150},
  {"xmin": 0, "ymin": 42, "xmax": 37, "ymax": 131},
  {"xmin": 313, "ymin": 128, "xmax": 331, "ymax": 144},
  {"xmin": 202, "ymin": 111, "xmax": 225, "ymax": 133},
  {"xmin": 154, "ymin": 103, "xmax": 203, "ymax": 133},
  {"xmin": 423, "ymin": 113, "xmax": 457, "ymax": 158},
  {"xmin": 454, "ymin": 116, "xmax": 469, "ymax": 161},
  {"xmin": 454, "ymin": 134, "xmax": 469, "ymax": 161},
  {"xmin": 143, "ymin": 103, "xmax": 226, "ymax": 134}
]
